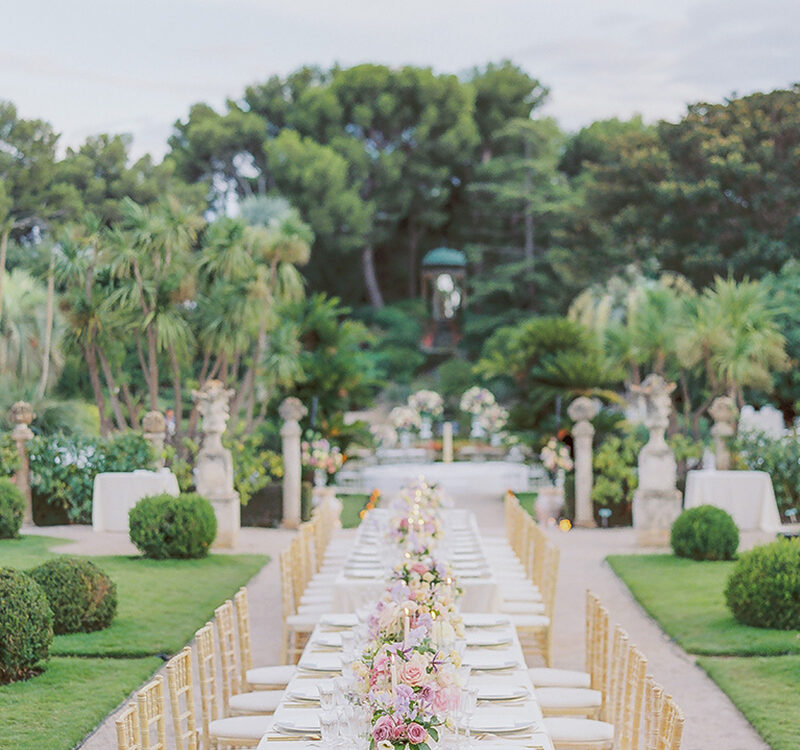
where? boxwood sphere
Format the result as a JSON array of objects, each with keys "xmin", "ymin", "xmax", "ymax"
[
  {"xmin": 129, "ymin": 492, "xmax": 217, "ymax": 559},
  {"xmin": 671, "ymin": 505, "xmax": 739, "ymax": 561},
  {"xmin": 28, "ymin": 557, "xmax": 117, "ymax": 634},
  {"xmin": 725, "ymin": 539, "xmax": 800, "ymax": 629},
  {"xmin": 0, "ymin": 568, "xmax": 53, "ymax": 683},
  {"xmin": 0, "ymin": 478, "xmax": 25, "ymax": 539}
]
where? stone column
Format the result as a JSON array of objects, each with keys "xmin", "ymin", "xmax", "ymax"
[
  {"xmin": 279, "ymin": 397, "xmax": 307, "ymax": 529},
  {"xmin": 631, "ymin": 374, "xmax": 682, "ymax": 545},
  {"xmin": 568, "ymin": 396, "xmax": 599, "ymax": 527},
  {"xmin": 192, "ymin": 380, "xmax": 240, "ymax": 549},
  {"xmin": 142, "ymin": 410, "xmax": 167, "ymax": 468},
  {"xmin": 709, "ymin": 396, "xmax": 738, "ymax": 471},
  {"xmin": 10, "ymin": 402, "xmax": 34, "ymax": 525},
  {"xmin": 442, "ymin": 422, "xmax": 454, "ymax": 463}
]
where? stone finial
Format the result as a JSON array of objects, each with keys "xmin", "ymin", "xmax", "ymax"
[
  {"xmin": 568, "ymin": 396, "xmax": 599, "ymax": 424},
  {"xmin": 10, "ymin": 401, "xmax": 35, "ymax": 426},
  {"xmin": 709, "ymin": 395, "xmax": 738, "ymax": 471},
  {"xmin": 279, "ymin": 397, "xmax": 307, "ymax": 423},
  {"xmin": 709, "ymin": 396, "xmax": 738, "ymax": 427},
  {"xmin": 142, "ymin": 410, "xmax": 166, "ymax": 435}
]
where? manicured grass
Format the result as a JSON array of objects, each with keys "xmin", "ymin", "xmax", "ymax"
[
  {"xmin": 0, "ymin": 656, "xmax": 162, "ymax": 750},
  {"xmin": 340, "ymin": 493, "xmax": 369, "ymax": 529},
  {"xmin": 697, "ymin": 656, "xmax": 800, "ymax": 750},
  {"xmin": 607, "ymin": 554, "xmax": 800, "ymax": 656},
  {"xmin": 515, "ymin": 492, "xmax": 538, "ymax": 518}
]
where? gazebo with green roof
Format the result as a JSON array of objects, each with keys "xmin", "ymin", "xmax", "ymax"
[{"xmin": 420, "ymin": 247, "xmax": 467, "ymax": 352}]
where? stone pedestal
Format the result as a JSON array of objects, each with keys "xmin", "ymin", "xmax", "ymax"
[
  {"xmin": 10, "ymin": 401, "xmax": 34, "ymax": 524},
  {"xmin": 709, "ymin": 396, "xmax": 738, "ymax": 471},
  {"xmin": 631, "ymin": 375, "xmax": 682, "ymax": 545},
  {"xmin": 568, "ymin": 396, "xmax": 599, "ymax": 528},
  {"xmin": 442, "ymin": 422, "xmax": 454, "ymax": 463},
  {"xmin": 535, "ymin": 486, "xmax": 565, "ymax": 525},
  {"xmin": 192, "ymin": 380, "xmax": 240, "ymax": 549},
  {"xmin": 279, "ymin": 397, "xmax": 307, "ymax": 529},
  {"xmin": 142, "ymin": 410, "xmax": 167, "ymax": 468}
]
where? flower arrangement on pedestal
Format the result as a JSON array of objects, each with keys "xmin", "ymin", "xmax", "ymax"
[
  {"xmin": 479, "ymin": 402, "xmax": 509, "ymax": 445},
  {"xmin": 540, "ymin": 436, "xmax": 573, "ymax": 483},
  {"xmin": 301, "ymin": 437, "xmax": 345, "ymax": 485},
  {"xmin": 460, "ymin": 387, "xmax": 497, "ymax": 439},
  {"xmin": 407, "ymin": 391, "xmax": 443, "ymax": 440},
  {"xmin": 389, "ymin": 406, "xmax": 422, "ymax": 448}
]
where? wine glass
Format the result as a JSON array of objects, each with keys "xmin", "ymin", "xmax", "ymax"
[
  {"xmin": 460, "ymin": 685, "xmax": 479, "ymax": 746},
  {"xmin": 318, "ymin": 680, "xmax": 336, "ymax": 711},
  {"xmin": 320, "ymin": 709, "xmax": 338, "ymax": 748}
]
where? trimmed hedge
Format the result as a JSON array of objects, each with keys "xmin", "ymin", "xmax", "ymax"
[
  {"xmin": 671, "ymin": 505, "xmax": 739, "ymax": 561},
  {"xmin": 129, "ymin": 493, "xmax": 217, "ymax": 559},
  {"xmin": 0, "ymin": 568, "xmax": 53, "ymax": 683},
  {"xmin": 0, "ymin": 478, "xmax": 25, "ymax": 539},
  {"xmin": 725, "ymin": 539, "xmax": 800, "ymax": 630},
  {"xmin": 28, "ymin": 557, "xmax": 117, "ymax": 634}
]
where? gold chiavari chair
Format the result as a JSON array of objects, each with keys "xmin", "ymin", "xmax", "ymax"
[
  {"xmin": 193, "ymin": 623, "xmax": 274, "ymax": 750},
  {"xmin": 116, "ymin": 703, "xmax": 142, "ymax": 750},
  {"xmin": 644, "ymin": 677, "xmax": 685, "ymax": 750},
  {"xmin": 214, "ymin": 600, "xmax": 283, "ymax": 715},
  {"xmin": 232, "ymin": 587, "xmax": 296, "ymax": 691},
  {"xmin": 137, "ymin": 676, "xmax": 167, "ymax": 750},
  {"xmin": 165, "ymin": 647, "xmax": 199, "ymax": 750},
  {"xmin": 280, "ymin": 548, "xmax": 319, "ymax": 663}
]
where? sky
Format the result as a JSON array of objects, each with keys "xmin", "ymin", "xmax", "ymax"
[{"xmin": 1, "ymin": 0, "xmax": 798, "ymax": 160}]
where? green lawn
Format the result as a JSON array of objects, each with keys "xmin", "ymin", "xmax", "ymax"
[
  {"xmin": 697, "ymin": 656, "xmax": 800, "ymax": 750},
  {"xmin": 0, "ymin": 657, "xmax": 162, "ymax": 750},
  {"xmin": 339, "ymin": 493, "xmax": 370, "ymax": 529},
  {"xmin": 606, "ymin": 554, "xmax": 800, "ymax": 656},
  {"xmin": 0, "ymin": 534, "xmax": 269, "ymax": 749},
  {"xmin": 516, "ymin": 491, "xmax": 538, "ymax": 518}
]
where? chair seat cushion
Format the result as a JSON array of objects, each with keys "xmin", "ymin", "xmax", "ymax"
[
  {"xmin": 537, "ymin": 687, "xmax": 602, "ymax": 710},
  {"xmin": 229, "ymin": 689, "xmax": 284, "ymax": 714},
  {"xmin": 529, "ymin": 667, "xmax": 591, "ymax": 689},
  {"xmin": 210, "ymin": 714, "xmax": 274, "ymax": 740},
  {"xmin": 543, "ymin": 717, "xmax": 614, "ymax": 743},
  {"xmin": 247, "ymin": 665, "xmax": 296, "ymax": 688}
]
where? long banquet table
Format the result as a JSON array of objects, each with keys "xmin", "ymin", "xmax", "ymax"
[{"xmin": 257, "ymin": 499, "xmax": 555, "ymax": 750}]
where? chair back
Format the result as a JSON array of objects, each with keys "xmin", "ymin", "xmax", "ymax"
[
  {"xmin": 166, "ymin": 647, "xmax": 198, "ymax": 750},
  {"xmin": 215, "ymin": 600, "xmax": 240, "ymax": 710},
  {"xmin": 116, "ymin": 703, "xmax": 142, "ymax": 750},
  {"xmin": 604, "ymin": 626, "xmax": 630, "ymax": 724},
  {"xmin": 136, "ymin": 676, "xmax": 167, "ymax": 750},
  {"xmin": 618, "ymin": 645, "xmax": 647, "ymax": 750},
  {"xmin": 194, "ymin": 623, "xmax": 219, "ymax": 748},
  {"xmin": 234, "ymin": 586, "xmax": 253, "ymax": 691},
  {"xmin": 589, "ymin": 601, "xmax": 610, "ymax": 692},
  {"xmin": 280, "ymin": 548, "xmax": 297, "ymax": 619}
]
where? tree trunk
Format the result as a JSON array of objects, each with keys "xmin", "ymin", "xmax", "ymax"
[
  {"xmin": 361, "ymin": 245, "xmax": 384, "ymax": 309},
  {"xmin": 168, "ymin": 342, "xmax": 183, "ymax": 445},
  {"xmin": 408, "ymin": 220, "xmax": 421, "ymax": 298},
  {"xmin": 0, "ymin": 228, "xmax": 8, "ymax": 323},
  {"xmin": 146, "ymin": 324, "xmax": 159, "ymax": 409},
  {"xmin": 86, "ymin": 342, "xmax": 112, "ymax": 436},
  {"xmin": 120, "ymin": 377, "xmax": 140, "ymax": 429},
  {"xmin": 98, "ymin": 349, "xmax": 128, "ymax": 430},
  {"xmin": 36, "ymin": 251, "xmax": 56, "ymax": 399}
]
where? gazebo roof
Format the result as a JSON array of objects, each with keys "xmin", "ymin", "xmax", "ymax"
[{"xmin": 421, "ymin": 247, "xmax": 467, "ymax": 268}]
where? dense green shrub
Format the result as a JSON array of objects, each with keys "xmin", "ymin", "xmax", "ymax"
[
  {"xmin": 129, "ymin": 493, "xmax": 217, "ymax": 559},
  {"xmin": 29, "ymin": 432, "xmax": 154, "ymax": 523},
  {"xmin": 28, "ymin": 557, "xmax": 117, "ymax": 634},
  {"xmin": 0, "ymin": 568, "xmax": 53, "ymax": 683},
  {"xmin": 731, "ymin": 429, "xmax": 800, "ymax": 519},
  {"xmin": 0, "ymin": 434, "xmax": 20, "ymax": 477},
  {"xmin": 0, "ymin": 478, "xmax": 25, "ymax": 539},
  {"xmin": 591, "ymin": 430, "xmax": 645, "ymax": 524},
  {"xmin": 671, "ymin": 505, "xmax": 739, "ymax": 561},
  {"xmin": 725, "ymin": 540, "xmax": 800, "ymax": 629}
]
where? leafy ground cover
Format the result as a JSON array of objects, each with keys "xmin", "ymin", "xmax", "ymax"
[
  {"xmin": 515, "ymin": 492, "xmax": 538, "ymax": 518},
  {"xmin": 339, "ymin": 493, "xmax": 370, "ymax": 529},
  {"xmin": 0, "ymin": 534, "xmax": 268, "ymax": 749}
]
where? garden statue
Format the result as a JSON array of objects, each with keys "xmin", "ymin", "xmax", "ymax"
[
  {"xmin": 142, "ymin": 410, "xmax": 167, "ymax": 468},
  {"xmin": 192, "ymin": 379, "xmax": 239, "ymax": 548},
  {"xmin": 279, "ymin": 396, "xmax": 307, "ymax": 529},
  {"xmin": 709, "ymin": 396, "xmax": 738, "ymax": 471},
  {"xmin": 631, "ymin": 374, "xmax": 682, "ymax": 545},
  {"xmin": 10, "ymin": 401, "xmax": 34, "ymax": 524},
  {"xmin": 568, "ymin": 396, "xmax": 599, "ymax": 527}
]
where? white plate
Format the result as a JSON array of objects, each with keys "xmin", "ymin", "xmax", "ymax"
[
  {"xmin": 297, "ymin": 653, "xmax": 342, "ymax": 673},
  {"xmin": 470, "ymin": 707, "xmax": 535, "ymax": 734},
  {"xmin": 273, "ymin": 708, "xmax": 321, "ymax": 734},
  {"xmin": 320, "ymin": 614, "xmax": 357, "ymax": 628},
  {"xmin": 472, "ymin": 679, "xmax": 530, "ymax": 701},
  {"xmin": 462, "ymin": 652, "xmax": 520, "ymax": 671},
  {"xmin": 462, "ymin": 613, "xmax": 511, "ymax": 628},
  {"xmin": 466, "ymin": 631, "xmax": 511, "ymax": 648},
  {"xmin": 312, "ymin": 633, "xmax": 342, "ymax": 649},
  {"xmin": 286, "ymin": 682, "xmax": 324, "ymax": 702}
]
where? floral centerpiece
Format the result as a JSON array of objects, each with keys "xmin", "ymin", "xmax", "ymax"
[
  {"xmin": 301, "ymin": 437, "xmax": 345, "ymax": 486},
  {"xmin": 540, "ymin": 436, "xmax": 573, "ymax": 483},
  {"xmin": 408, "ymin": 390, "xmax": 443, "ymax": 440},
  {"xmin": 459, "ymin": 386, "xmax": 496, "ymax": 416},
  {"xmin": 390, "ymin": 406, "xmax": 422, "ymax": 449},
  {"xmin": 479, "ymin": 403, "xmax": 509, "ymax": 445},
  {"xmin": 371, "ymin": 423, "xmax": 399, "ymax": 449}
]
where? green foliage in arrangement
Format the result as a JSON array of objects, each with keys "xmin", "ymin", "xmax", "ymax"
[
  {"xmin": 28, "ymin": 557, "xmax": 117, "ymax": 635},
  {"xmin": 28, "ymin": 432, "xmax": 154, "ymax": 523},
  {"xmin": 731, "ymin": 429, "xmax": 800, "ymax": 519},
  {"xmin": 128, "ymin": 493, "xmax": 217, "ymax": 559},
  {"xmin": 0, "ymin": 568, "xmax": 53, "ymax": 683},
  {"xmin": 671, "ymin": 505, "xmax": 739, "ymax": 561},
  {"xmin": 0, "ymin": 478, "xmax": 25, "ymax": 539},
  {"xmin": 725, "ymin": 540, "xmax": 800, "ymax": 630}
]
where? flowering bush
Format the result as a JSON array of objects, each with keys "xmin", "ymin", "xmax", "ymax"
[
  {"xmin": 459, "ymin": 386, "xmax": 495, "ymax": 416},
  {"xmin": 390, "ymin": 405, "xmax": 422, "ymax": 432},
  {"xmin": 301, "ymin": 437, "xmax": 345, "ymax": 475},
  {"xmin": 407, "ymin": 390, "xmax": 444, "ymax": 417}
]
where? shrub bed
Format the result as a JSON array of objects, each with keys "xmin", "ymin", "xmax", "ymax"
[
  {"xmin": 0, "ymin": 478, "xmax": 25, "ymax": 539},
  {"xmin": 129, "ymin": 493, "xmax": 217, "ymax": 559},
  {"xmin": 0, "ymin": 568, "xmax": 53, "ymax": 683},
  {"xmin": 28, "ymin": 557, "xmax": 117, "ymax": 634},
  {"xmin": 725, "ymin": 539, "xmax": 800, "ymax": 629},
  {"xmin": 671, "ymin": 505, "xmax": 739, "ymax": 561}
]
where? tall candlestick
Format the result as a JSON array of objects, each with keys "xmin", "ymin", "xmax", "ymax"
[
  {"xmin": 404, "ymin": 608, "xmax": 410, "ymax": 643},
  {"xmin": 390, "ymin": 653, "xmax": 398, "ymax": 696}
]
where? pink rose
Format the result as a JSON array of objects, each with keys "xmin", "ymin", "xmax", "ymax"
[
  {"xmin": 411, "ymin": 562, "xmax": 428, "ymax": 576},
  {"xmin": 390, "ymin": 719, "xmax": 406, "ymax": 741},
  {"xmin": 420, "ymin": 684, "xmax": 435, "ymax": 702},
  {"xmin": 372, "ymin": 715, "xmax": 394, "ymax": 743},
  {"xmin": 407, "ymin": 723, "xmax": 428, "ymax": 744},
  {"xmin": 401, "ymin": 661, "xmax": 424, "ymax": 685},
  {"xmin": 433, "ymin": 686, "xmax": 457, "ymax": 713}
]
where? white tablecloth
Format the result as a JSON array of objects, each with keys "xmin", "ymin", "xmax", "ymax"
[
  {"xmin": 684, "ymin": 470, "xmax": 783, "ymax": 531},
  {"xmin": 92, "ymin": 469, "xmax": 180, "ymax": 533}
]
